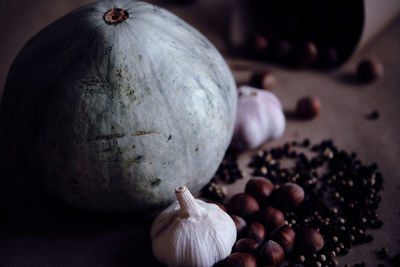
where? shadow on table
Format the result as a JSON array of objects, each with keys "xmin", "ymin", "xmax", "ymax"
[{"xmin": 0, "ymin": 153, "xmax": 164, "ymax": 267}]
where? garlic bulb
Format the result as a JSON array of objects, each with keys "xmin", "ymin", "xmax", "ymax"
[
  {"xmin": 231, "ymin": 85, "xmax": 285, "ymax": 150},
  {"xmin": 150, "ymin": 186, "xmax": 237, "ymax": 267}
]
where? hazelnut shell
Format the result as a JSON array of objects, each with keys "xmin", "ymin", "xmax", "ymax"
[
  {"xmin": 253, "ymin": 34, "xmax": 269, "ymax": 55},
  {"xmin": 258, "ymin": 240, "xmax": 285, "ymax": 266},
  {"xmin": 245, "ymin": 222, "xmax": 266, "ymax": 244},
  {"xmin": 295, "ymin": 97, "xmax": 321, "ymax": 119},
  {"xmin": 270, "ymin": 225, "xmax": 296, "ymax": 253},
  {"xmin": 231, "ymin": 215, "xmax": 247, "ymax": 237},
  {"xmin": 249, "ymin": 71, "xmax": 276, "ymax": 90},
  {"xmin": 228, "ymin": 193, "xmax": 260, "ymax": 220},
  {"xmin": 357, "ymin": 59, "xmax": 384, "ymax": 82},
  {"xmin": 294, "ymin": 41, "xmax": 318, "ymax": 67},
  {"xmin": 257, "ymin": 206, "xmax": 285, "ymax": 233},
  {"xmin": 271, "ymin": 183, "xmax": 304, "ymax": 211},
  {"xmin": 233, "ymin": 238, "xmax": 259, "ymax": 255},
  {"xmin": 274, "ymin": 40, "xmax": 293, "ymax": 61},
  {"xmin": 295, "ymin": 227, "xmax": 324, "ymax": 254},
  {"xmin": 245, "ymin": 177, "xmax": 274, "ymax": 205},
  {"xmin": 224, "ymin": 252, "xmax": 257, "ymax": 267}
]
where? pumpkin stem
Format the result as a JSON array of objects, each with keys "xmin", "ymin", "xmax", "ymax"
[{"xmin": 104, "ymin": 8, "xmax": 129, "ymax": 25}]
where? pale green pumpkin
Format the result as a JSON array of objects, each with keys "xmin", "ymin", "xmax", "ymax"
[{"xmin": 0, "ymin": 0, "xmax": 237, "ymax": 212}]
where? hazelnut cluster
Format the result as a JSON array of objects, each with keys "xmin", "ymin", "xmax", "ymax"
[
  {"xmin": 219, "ymin": 178, "xmax": 323, "ymax": 267},
  {"xmin": 209, "ymin": 139, "xmax": 384, "ymax": 266}
]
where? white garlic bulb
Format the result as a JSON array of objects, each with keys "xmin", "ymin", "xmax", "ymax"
[
  {"xmin": 150, "ymin": 186, "xmax": 236, "ymax": 267},
  {"xmin": 231, "ymin": 85, "xmax": 285, "ymax": 150}
]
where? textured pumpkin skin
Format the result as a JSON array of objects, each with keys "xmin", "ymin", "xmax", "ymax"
[{"xmin": 0, "ymin": 0, "xmax": 237, "ymax": 212}]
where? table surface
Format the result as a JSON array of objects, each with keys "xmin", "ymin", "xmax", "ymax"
[{"xmin": 0, "ymin": 1, "xmax": 399, "ymax": 266}]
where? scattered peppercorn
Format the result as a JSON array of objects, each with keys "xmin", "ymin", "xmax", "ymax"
[
  {"xmin": 303, "ymin": 138, "xmax": 310, "ymax": 147},
  {"xmin": 201, "ymin": 149, "xmax": 243, "ymax": 201},
  {"xmin": 204, "ymin": 139, "xmax": 383, "ymax": 266},
  {"xmin": 367, "ymin": 110, "xmax": 380, "ymax": 120},
  {"xmin": 201, "ymin": 179, "xmax": 227, "ymax": 202},
  {"xmin": 248, "ymin": 139, "xmax": 383, "ymax": 266}
]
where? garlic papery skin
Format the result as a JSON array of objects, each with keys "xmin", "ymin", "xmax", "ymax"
[
  {"xmin": 150, "ymin": 186, "xmax": 237, "ymax": 267},
  {"xmin": 231, "ymin": 85, "xmax": 285, "ymax": 150}
]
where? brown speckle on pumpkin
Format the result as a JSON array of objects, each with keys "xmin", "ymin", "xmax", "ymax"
[
  {"xmin": 166, "ymin": 134, "xmax": 172, "ymax": 142},
  {"xmin": 195, "ymin": 146, "xmax": 199, "ymax": 152},
  {"xmin": 117, "ymin": 68, "xmax": 123, "ymax": 78},
  {"xmin": 133, "ymin": 130, "xmax": 160, "ymax": 136},
  {"xmin": 88, "ymin": 133, "xmax": 125, "ymax": 142},
  {"xmin": 132, "ymin": 145, "xmax": 136, "ymax": 149}
]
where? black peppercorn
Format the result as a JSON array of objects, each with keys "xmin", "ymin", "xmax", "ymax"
[{"xmin": 367, "ymin": 110, "xmax": 380, "ymax": 120}]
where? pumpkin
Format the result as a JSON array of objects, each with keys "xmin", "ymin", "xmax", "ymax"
[{"xmin": 0, "ymin": 0, "xmax": 237, "ymax": 212}]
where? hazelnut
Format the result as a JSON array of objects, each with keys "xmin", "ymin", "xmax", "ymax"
[
  {"xmin": 249, "ymin": 71, "xmax": 276, "ymax": 90},
  {"xmin": 245, "ymin": 177, "xmax": 274, "ymax": 205},
  {"xmin": 274, "ymin": 40, "xmax": 293, "ymax": 61},
  {"xmin": 270, "ymin": 225, "xmax": 296, "ymax": 253},
  {"xmin": 295, "ymin": 227, "xmax": 324, "ymax": 254},
  {"xmin": 258, "ymin": 240, "xmax": 285, "ymax": 266},
  {"xmin": 257, "ymin": 206, "xmax": 285, "ymax": 233},
  {"xmin": 271, "ymin": 183, "xmax": 304, "ymax": 211},
  {"xmin": 357, "ymin": 59, "xmax": 384, "ymax": 82},
  {"xmin": 252, "ymin": 34, "xmax": 269, "ymax": 55},
  {"xmin": 228, "ymin": 193, "xmax": 260, "ymax": 220},
  {"xmin": 233, "ymin": 238, "xmax": 259, "ymax": 255},
  {"xmin": 294, "ymin": 41, "xmax": 318, "ymax": 67},
  {"xmin": 245, "ymin": 222, "xmax": 266, "ymax": 244},
  {"xmin": 320, "ymin": 46, "xmax": 339, "ymax": 69},
  {"xmin": 295, "ymin": 96, "xmax": 321, "ymax": 119},
  {"xmin": 231, "ymin": 215, "xmax": 247, "ymax": 237},
  {"xmin": 224, "ymin": 252, "xmax": 257, "ymax": 267}
]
